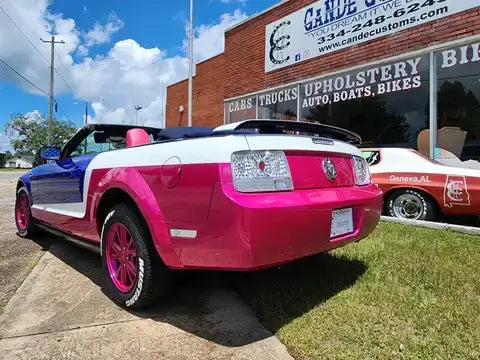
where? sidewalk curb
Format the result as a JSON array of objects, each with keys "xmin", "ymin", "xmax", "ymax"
[{"xmin": 380, "ymin": 216, "xmax": 480, "ymax": 236}]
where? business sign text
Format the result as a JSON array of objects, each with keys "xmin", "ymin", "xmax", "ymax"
[
  {"xmin": 301, "ymin": 56, "xmax": 424, "ymax": 107},
  {"xmin": 265, "ymin": 0, "xmax": 479, "ymax": 72}
]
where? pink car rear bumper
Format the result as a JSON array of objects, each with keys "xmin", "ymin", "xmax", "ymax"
[{"xmin": 163, "ymin": 183, "xmax": 383, "ymax": 271}]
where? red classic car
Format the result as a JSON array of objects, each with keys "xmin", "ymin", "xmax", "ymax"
[{"xmin": 363, "ymin": 148, "xmax": 480, "ymax": 221}]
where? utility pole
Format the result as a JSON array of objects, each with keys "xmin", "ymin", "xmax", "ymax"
[
  {"xmin": 188, "ymin": 0, "xmax": 194, "ymax": 127},
  {"xmin": 84, "ymin": 101, "xmax": 88, "ymax": 126},
  {"xmin": 84, "ymin": 102, "xmax": 88, "ymax": 154},
  {"xmin": 41, "ymin": 36, "xmax": 65, "ymax": 145}
]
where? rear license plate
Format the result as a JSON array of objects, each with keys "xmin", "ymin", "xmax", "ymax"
[{"xmin": 331, "ymin": 208, "xmax": 354, "ymax": 238}]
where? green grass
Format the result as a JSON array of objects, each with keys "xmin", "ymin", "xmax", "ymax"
[{"xmin": 234, "ymin": 223, "xmax": 480, "ymax": 359}]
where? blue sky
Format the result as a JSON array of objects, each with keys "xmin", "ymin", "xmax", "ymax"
[{"xmin": 0, "ymin": 0, "xmax": 278, "ymax": 151}]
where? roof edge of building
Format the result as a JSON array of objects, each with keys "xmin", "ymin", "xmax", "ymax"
[
  {"xmin": 224, "ymin": 0, "xmax": 288, "ymax": 34},
  {"xmin": 167, "ymin": 52, "xmax": 224, "ymax": 89}
]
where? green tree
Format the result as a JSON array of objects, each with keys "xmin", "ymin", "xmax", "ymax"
[{"xmin": 4, "ymin": 113, "xmax": 78, "ymax": 154}]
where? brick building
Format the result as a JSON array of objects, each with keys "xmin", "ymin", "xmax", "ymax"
[{"xmin": 167, "ymin": 0, "xmax": 480, "ymax": 163}]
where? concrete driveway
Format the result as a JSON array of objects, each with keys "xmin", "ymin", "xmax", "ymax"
[
  {"xmin": 0, "ymin": 172, "xmax": 292, "ymax": 360},
  {"xmin": 0, "ymin": 170, "xmax": 47, "ymax": 312}
]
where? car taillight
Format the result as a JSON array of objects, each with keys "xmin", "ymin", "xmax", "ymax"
[
  {"xmin": 231, "ymin": 151, "xmax": 293, "ymax": 193},
  {"xmin": 352, "ymin": 155, "xmax": 371, "ymax": 186}
]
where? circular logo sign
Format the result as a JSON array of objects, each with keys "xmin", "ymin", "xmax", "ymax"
[
  {"xmin": 269, "ymin": 21, "xmax": 291, "ymax": 65},
  {"xmin": 322, "ymin": 158, "xmax": 337, "ymax": 182}
]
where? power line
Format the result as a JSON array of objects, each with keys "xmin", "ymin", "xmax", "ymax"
[
  {"xmin": 56, "ymin": 51, "xmax": 66, "ymax": 68},
  {"xmin": 0, "ymin": 57, "xmax": 49, "ymax": 96},
  {"xmin": 54, "ymin": 49, "xmax": 79, "ymax": 97},
  {"xmin": 1, "ymin": 1, "xmax": 79, "ymax": 98},
  {"xmin": 0, "ymin": 56, "xmax": 75, "ymax": 125},
  {"xmin": 0, "ymin": 56, "xmax": 74, "ymax": 123},
  {"xmin": 0, "ymin": 3, "xmax": 78, "ymax": 130},
  {"xmin": 54, "ymin": 99, "xmax": 74, "ymax": 123},
  {"xmin": 0, "ymin": 3, "xmax": 50, "ymax": 67}
]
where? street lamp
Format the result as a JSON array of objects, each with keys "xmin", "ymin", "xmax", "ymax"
[
  {"xmin": 135, "ymin": 105, "xmax": 143, "ymax": 126},
  {"xmin": 74, "ymin": 101, "xmax": 89, "ymax": 126}
]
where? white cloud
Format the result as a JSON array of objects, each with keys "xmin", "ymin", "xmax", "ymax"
[
  {"xmin": 0, "ymin": 134, "xmax": 13, "ymax": 152},
  {"xmin": 0, "ymin": 0, "xmax": 247, "ymax": 128},
  {"xmin": 184, "ymin": 9, "xmax": 248, "ymax": 63},
  {"xmin": 23, "ymin": 110, "xmax": 44, "ymax": 122},
  {"xmin": 78, "ymin": 12, "xmax": 123, "ymax": 56}
]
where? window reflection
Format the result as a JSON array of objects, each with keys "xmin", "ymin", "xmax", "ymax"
[
  {"xmin": 222, "ymin": 40, "xmax": 480, "ymax": 171},
  {"xmin": 225, "ymin": 96, "xmax": 257, "ymax": 124},
  {"xmin": 437, "ymin": 42, "xmax": 480, "ymax": 166},
  {"xmin": 258, "ymin": 86, "xmax": 298, "ymax": 121},
  {"xmin": 299, "ymin": 54, "xmax": 430, "ymax": 148}
]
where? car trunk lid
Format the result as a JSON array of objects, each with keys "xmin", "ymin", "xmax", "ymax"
[{"xmin": 244, "ymin": 134, "xmax": 358, "ymax": 189}]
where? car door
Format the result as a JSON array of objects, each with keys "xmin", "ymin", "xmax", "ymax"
[
  {"xmin": 35, "ymin": 155, "xmax": 94, "ymax": 206},
  {"xmin": 33, "ymin": 128, "xmax": 94, "ymax": 214}
]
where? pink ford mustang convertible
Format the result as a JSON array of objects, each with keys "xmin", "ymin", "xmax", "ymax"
[{"xmin": 15, "ymin": 120, "xmax": 382, "ymax": 308}]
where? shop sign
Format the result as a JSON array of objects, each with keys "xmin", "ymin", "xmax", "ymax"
[
  {"xmin": 265, "ymin": 0, "xmax": 479, "ymax": 73},
  {"xmin": 440, "ymin": 42, "xmax": 480, "ymax": 68},
  {"xmin": 227, "ymin": 97, "xmax": 255, "ymax": 113},
  {"xmin": 258, "ymin": 86, "xmax": 299, "ymax": 107},
  {"xmin": 301, "ymin": 56, "xmax": 423, "ymax": 108}
]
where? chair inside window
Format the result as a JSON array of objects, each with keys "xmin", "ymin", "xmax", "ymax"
[{"xmin": 417, "ymin": 127, "xmax": 467, "ymax": 158}]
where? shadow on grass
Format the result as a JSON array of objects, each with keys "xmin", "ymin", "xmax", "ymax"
[
  {"xmin": 231, "ymin": 253, "xmax": 367, "ymax": 332},
  {"xmin": 30, "ymin": 235, "xmax": 365, "ymax": 346}
]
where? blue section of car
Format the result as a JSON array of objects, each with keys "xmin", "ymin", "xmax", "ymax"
[
  {"xmin": 18, "ymin": 174, "xmax": 32, "ymax": 204},
  {"xmin": 29, "ymin": 153, "xmax": 98, "ymax": 205}
]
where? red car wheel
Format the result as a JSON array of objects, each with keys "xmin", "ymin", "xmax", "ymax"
[{"xmin": 387, "ymin": 189, "xmax": 437, "ymax": 221}]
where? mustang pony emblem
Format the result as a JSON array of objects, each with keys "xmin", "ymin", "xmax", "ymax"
[{"xmin": 322, "ymin": 158, "xmax": 337, "ymax": 181}]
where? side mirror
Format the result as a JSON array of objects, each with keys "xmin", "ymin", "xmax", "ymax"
[{"xmin": 40, "ymin": 146, "xmax": 61, "ymax": 161}]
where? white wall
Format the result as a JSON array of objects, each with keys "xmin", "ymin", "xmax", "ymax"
[{"xmin": 7, "ymin": 159, "xmax": 33, "ymax": 169}]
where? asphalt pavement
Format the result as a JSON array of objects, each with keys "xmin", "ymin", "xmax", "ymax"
[{"xmin": 0, "ymin": 171, "xmax": 292, "ymax": 360}]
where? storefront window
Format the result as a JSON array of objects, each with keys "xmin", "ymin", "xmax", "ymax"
[
  {"xmin": 436, "ymin": 41, "xmax": 480, "ymax": 167},
  {"xmin": 222, "ymin": 39, "xmax": 480, "ymax": 167},
  {"xmin": 224, "ymin": 96, "xmax": 257, "ymax": 124},
  {"xmin": 299, "ymin": 55, "xmax": 430, "ymax": 148},
  {"xmin": 258, "ymin": 85, "xmax": 298, "ymax": 121}
]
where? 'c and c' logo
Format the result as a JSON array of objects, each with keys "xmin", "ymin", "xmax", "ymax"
[
  {"xmin": 322, "ymin": 158, "xmax": 337, "ymax": 182},
  {"xmin": 269, "ymin": 21, "xmax": 291, "ymax": 66},
  {"xmin": 444, "ymin": 175, "xmax": 471, "ymax": 208}
]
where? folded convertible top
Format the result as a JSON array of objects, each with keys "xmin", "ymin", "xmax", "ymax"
[
  {"xmin": 158, "ymin": 119, "xmax": 361, "ymax": 146},
  {"xmin": 215, "ymin": 119, "xmax": 361, "ymax": 145}
]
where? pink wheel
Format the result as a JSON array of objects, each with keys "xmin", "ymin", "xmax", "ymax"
[
  {"xmin": 15, "ymin": 188, "xmax": 35, "ymax": 237},
  {"xmin": 101, "ymin": 203, "xmax": 172, "ymax": 309},
  {"xmin": 105, "ymin": 223, "xmax": 138, "ymax": 293}
]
